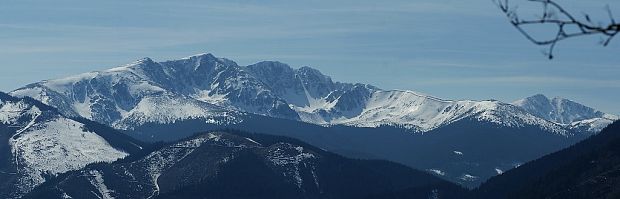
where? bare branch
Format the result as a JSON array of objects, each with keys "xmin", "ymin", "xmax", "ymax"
[{"xmin": 495, "ymin": 0, "xmax": 620, "ymax": 59}]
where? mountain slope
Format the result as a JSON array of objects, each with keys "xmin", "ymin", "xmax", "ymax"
[
  {"xmin": 475, "ymin": 121, "xmax": 620, "ymax": 199},
  {"xmin": 12, "ymin": 53, "xmax": 613, "ymax": 135},
  {"xmin": 0, "ymin": 92, "xmax": 144, "ymax": 198},
  {"xmin": 513, "ymin": 94, "xmax": 618, "ymax": 132},
  {"xmin": 11, "ymin": 57, "xmax": 243, "ymax": 129},
  {"xmin": 24, "ymin": 130, "xmax": 468, "ymax": 199}
]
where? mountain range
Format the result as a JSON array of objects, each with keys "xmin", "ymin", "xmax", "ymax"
[
  {"xmin": 11, "ymin": 53, "xmax": 616, "ymax": 134},
  {"xmin": 4, "ymin": 53, "xmax": 618, "ymax": 189}
]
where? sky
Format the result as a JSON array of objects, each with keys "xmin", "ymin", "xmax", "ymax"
[{"xmin": 0, "ymin": 0, "xmax": 618, "ymax": 114}]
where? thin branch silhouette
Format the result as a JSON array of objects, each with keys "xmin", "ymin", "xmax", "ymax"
[{"xmin": 494, "ymin": 0, "xmax": 620, "ymax": 59}]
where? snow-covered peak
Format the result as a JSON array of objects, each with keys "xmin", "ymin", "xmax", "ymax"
[
  {"xmin": 295, "ymin": 66, "xmax": 335, "ymax": 89},
  {"xmin": 513, "ymin": 94, "xmax": 616, "ymax": 124},
  {"xmin": 245, "ymin": 61, "xmax": 297, "ymax": 91},
  {"xmin": 136, "ymin": 57, "xmax": 154, "ymax": 64},
  {"xmin": 296, "ymin": 66, "xmax": 324, "ymax": 77},
  {"xmin": 175, "ymin": 52, "xmax": 238, "ymax": 69},
  {"xmin": 513, "ymin": 94, "xmax": 617, "ymax": 133},
  {"xmin": 181, "ymin": 52, "xmax": 215, "ymax": 60},
  {"xmin": 248, "ymin": 61, "xmax": 293, "ymax": 71},
  {"xmin": 513, "ymin": 94, "xmax": 548, "ymax": 104}
]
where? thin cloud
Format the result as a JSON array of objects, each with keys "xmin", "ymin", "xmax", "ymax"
[
  {"xmin": 0, "ymin": 21, "xmax": 386, "ymax": 54},
  {"xmin": 417, "ymin": 76, "xmax": 620, "ymax": 88}
]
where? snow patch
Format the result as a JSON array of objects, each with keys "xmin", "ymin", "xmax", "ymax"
[
  {"xmin": 245, "ymin": 137, "xmax": 261, "ymax": 145},
  {"xmin": 460, "ymin": 174, "xmax": 479, "ymax": 182},
  {"xmin": 428, "ymin": 169, "xmax": 445, "ymax": 176},
  {"xmin": 87, "ymin": 170, "xmax": 115, "ymax": 199},
  {"xmin": 267, "ymin": 144, "xmax": 318, "ymax": 188}
]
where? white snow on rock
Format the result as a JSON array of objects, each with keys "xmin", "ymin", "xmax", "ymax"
[
  {"xmin": 428, "ymin": 169, "xmax": 446, "ymax": 176},
  {"xmin": 87, "ymin": 170, "xmax": 116, "ymax": 199},
  {"xmin": 568, "ymin": 117, "xmax": 617, "ymax": 133},
  {"xmin": 460, "ymin": 174, "xmax": 479, "ymax": 182},
  {"xmin": 268, "ymin": 144, "xmax": 316, "ymax": 166},
  {"xmin": 0, "ymin": 100, "xmax": 41, "ymax": 125},
  {"xmin": 267, "ymin": 143, "xmax": 318, "ymax": 188}
]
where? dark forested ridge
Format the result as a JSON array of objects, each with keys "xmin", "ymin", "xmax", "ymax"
[
  {"xmin": 16, "ymin": 121, "xmax": 620, "ymax": 199},
  {"xmin": 25, "ymin": 130, "xmax": 468, "ymax": 199},
  {"xmin": 475, "ymin": 121, "xmax": 620, "ymax": 199},
  {"xmin": 124, "ymin": 114, "xmax": 584, "ymax": 187},
  {"xmin": 7, "ymin": 116, "xmax": 620, "ymax": 199}
]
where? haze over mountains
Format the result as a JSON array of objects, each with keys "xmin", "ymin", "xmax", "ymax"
[{"xmin": 1, "ymin": 53, "xmax": 617, "ymax": 197}]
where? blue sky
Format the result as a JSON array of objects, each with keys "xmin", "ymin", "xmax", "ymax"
[{"xmin": 1, "ymin": 0, "xmax": 618, "ymax": 114}]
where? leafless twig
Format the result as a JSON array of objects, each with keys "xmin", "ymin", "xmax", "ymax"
[{"xmin": 494, "ymin": 0, "xmax": 620, "ymax": 59}]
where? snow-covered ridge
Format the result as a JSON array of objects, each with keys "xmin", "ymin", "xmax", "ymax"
[
  {"xmin": 307, "ymin": 90, "xmax": 567, "ymax": 134},
  {"xmin": 11, "ymin": 117, "xmax": 128, "ymax": 191},
  {"xmin": 10, "ymin": 53, "xmax": 616, "ymax": 135},
  {"xmin": 513, "ymin": 94, "xmax": 617, "ymax": 133},
  {"xmin": 112, "ymin": 94, "xmax": 242, "ymax": 130},
  {"xmin": 0, "ymin": 98, "xmax": 42, "ymax": 126},
  {"xmin": 0, "ymin": 94, "xmax": 129, "ymax": 197}
]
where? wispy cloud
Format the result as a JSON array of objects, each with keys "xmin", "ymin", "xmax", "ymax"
[
  {"xmin": 416, "ymin": 76, "xmax": 620, "ymax": 88},
  {"xmin": 0, "ymin": 21, "xmax": 387, "ymax": 54}
]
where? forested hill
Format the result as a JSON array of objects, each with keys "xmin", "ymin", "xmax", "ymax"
[{"xmin": 475, "ymin": 121, "xmax": 620, "ymax": 199}]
